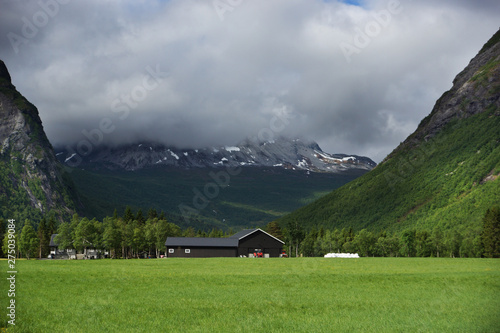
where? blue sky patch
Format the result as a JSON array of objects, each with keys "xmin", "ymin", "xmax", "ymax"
[{"xmin": 340, "ymin": 0, "xmax": 364, "ymax": 6}]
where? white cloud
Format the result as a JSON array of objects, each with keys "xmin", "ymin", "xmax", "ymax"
[{"xmin": 0, "ymin": 0, "xmax": 498, "ymax": 162}]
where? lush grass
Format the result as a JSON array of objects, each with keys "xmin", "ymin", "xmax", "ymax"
[{"xmin": 1, "ymin": 258, "xmax": 499, "ymax": 332}]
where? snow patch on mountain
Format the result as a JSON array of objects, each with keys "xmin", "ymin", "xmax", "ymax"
[{"xmin": 57, "ymin": 137, "xmax": 376, "ymax": 173}]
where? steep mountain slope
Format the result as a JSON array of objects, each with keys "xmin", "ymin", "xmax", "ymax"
[
  {"xmin": 57, "ymin": 137, "xmax": 375, "ymax": 173},
  {"xmin": 277, "ymin": 29, "xmax": 500, "ymax": 233},
  {"xmin": 0, "ymin": 60, "xmax": 77, "ymax": 224}
]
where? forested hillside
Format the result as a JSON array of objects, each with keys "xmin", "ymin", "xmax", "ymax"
[{"xmin": 68, "ymin": 166, "xmax": 365, "ymax": 230}]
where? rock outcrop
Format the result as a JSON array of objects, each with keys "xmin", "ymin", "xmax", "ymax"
[
  {"xmin": 0, "ymin": 60, "xmax": 77, "ymax": 221},
  {"xmin": 387, "ymin": 29, "xmax": 500, "ymax": 159}
]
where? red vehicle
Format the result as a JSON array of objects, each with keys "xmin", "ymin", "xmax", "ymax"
[{"xmin": 253, "ymin": 249, "xmax": 263, "ymax": 258}]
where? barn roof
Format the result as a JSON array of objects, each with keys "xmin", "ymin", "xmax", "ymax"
[
  {"xmin": 49, "ymin": 234, "xmax": 59, "ymax": 247},
  {"xmin": 230, "ymin": 228, "xmax": 285, "ymax": 244},
  {"xmin": 165, "ymin": 228, "xmax": 284, "ymax": 247},
  {"xmin": 165, "ymin": 237, "xmax": 238, "ymax": 247},
  {"xmin": 229, "ymin": 229, "xmax": 256, "ymax": 239}
]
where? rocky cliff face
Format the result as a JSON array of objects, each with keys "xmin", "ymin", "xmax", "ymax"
[
  {"xmin": 0, "ymin": 60, "xmax": 76, "ymax": 221},
  {"xmin": 58, "ymin": 136, "xmax": 376, "ymax": 173},
  {"xmin": 387, "ymin": 29, "xmax": 500, "ymax": 159}
]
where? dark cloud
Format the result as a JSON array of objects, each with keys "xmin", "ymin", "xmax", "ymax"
[{"xmin": 0, "ymin": 0, "xmax": 498, "ymax": 162}]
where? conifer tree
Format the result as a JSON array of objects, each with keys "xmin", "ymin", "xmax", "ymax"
[
  {"xmin": 147, "ymin": 208, "xmax": 158, "ymax": 220},
  {"xmin": 123, "ymin": 206, "xmax": 134, "ymax": 224},
  {"xmin": 47, "ymin": 214, "xmax": 57, "ymax": 236},
  {"xmin": 482, "ymin": 206, "xmax": 500, "ymax": 258},
  {"xmin": 37, "ymin": 217, "xmax": 50, "ymax": 258},
  {"xmin": 266, "ymin": 221, "xmax": 283, "ymax": 240},
  {"xmin": 136, "ymin": 209, "xmax": 146, "ymax": 225}
]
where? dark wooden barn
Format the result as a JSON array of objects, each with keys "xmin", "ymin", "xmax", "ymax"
[{"xmin": 165, "ymin": 228, "xmax": 285, "ymax": 258}]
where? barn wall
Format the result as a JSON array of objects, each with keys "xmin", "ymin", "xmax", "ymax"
[
  {"xmin": 237, "ymin": 231, "xmax": 283, "ymax": 257},
  {"xmin": 167, "ymin": 246, "xmax": 237, "ymax": 258}
]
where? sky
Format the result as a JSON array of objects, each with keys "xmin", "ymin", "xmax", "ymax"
[{"xmin": 0, "ymin": 0, "xmax": 499, "ymax": 162}]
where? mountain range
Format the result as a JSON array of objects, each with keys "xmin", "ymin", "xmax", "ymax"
[
  {"xmin": 56, "ymin": 137, "xmax": 375, "ymax": 229},
  {"xmin": 56, "ymin": 137, "xmax": 375, "ymax": 173}
]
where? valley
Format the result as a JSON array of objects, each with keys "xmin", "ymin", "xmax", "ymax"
[
  {"xmin": 68, "ymin": 165, "xmax": 367, "ymax": 230},
  {"xmin": 1, "ymin": 4, "xmax": 499, "ymax": 333},
  {"xmin": 0, "ymin": 24, "xmax": 498, "ymax": 259}
]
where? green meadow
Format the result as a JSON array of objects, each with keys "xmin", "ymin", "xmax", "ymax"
[{"xmin": 1, "ymin": 258, "xmax": 499, "ymax": 332}]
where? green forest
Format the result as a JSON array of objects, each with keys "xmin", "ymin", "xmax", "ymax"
[
  {"xmin": 3, "ymin": 204, "xmax": 499, "ymax": 260},
  {"xmin": 66, "ymin": 166, "xmax": 365, "ymax": 230}
]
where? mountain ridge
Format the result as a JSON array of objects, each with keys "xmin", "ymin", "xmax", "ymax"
[
  {"xmin": 56, "ymin": 136, "xmax": 376, "ymax": 173},
  {"xmin": 386, "ymin": 28, "xmax": 500, "ymax": 161}
]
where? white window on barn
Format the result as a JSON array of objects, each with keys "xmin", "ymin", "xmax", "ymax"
[
  {"xmin": 168, "ymin": 248, "xmax": 174, "ymax": 254},
  {"xmin": 185, "ymin": 249, "xmax": 191, "ymax": 254}
]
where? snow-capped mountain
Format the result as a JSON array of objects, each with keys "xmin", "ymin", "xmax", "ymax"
[{"xmin": 57, "ymin": 137, "xmax": 376, "ymax": 173}]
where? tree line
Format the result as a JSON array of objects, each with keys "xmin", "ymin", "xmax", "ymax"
[
  {"xmin": 270, "ymin": 206, "xmax": 500, "ymax": 258},
  {"xmin": 2, "ymin": 206, "xmax": 499, "ymax": 259},
  {"xmin": 1, "ymin": 207, "xmax": 232, "ymax": 260}
]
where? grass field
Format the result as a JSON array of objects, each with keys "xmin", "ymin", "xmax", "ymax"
[{"xmin": 1, "ymin": 258, "xmax": 499, "ymax": 332}]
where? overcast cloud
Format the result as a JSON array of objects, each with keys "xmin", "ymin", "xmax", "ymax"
[{"xmin": 0, "ymin": 0, "xmax": 499, "ymax": 162}]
